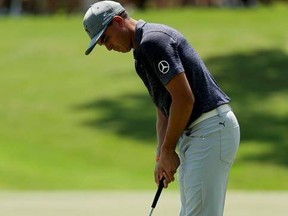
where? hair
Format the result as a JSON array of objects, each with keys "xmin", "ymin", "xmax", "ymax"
[
  {"xmin": 119, "ymin": 10, "xmax": 129, "ymax": 19},
  {"xmin": 107, "ymin": 11, "xmax": 129, "ymax": 27}
]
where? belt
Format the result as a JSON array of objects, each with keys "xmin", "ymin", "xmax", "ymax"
[{"xmin": 189, "ymin": 104, "xmax": 231, "ymax": 128}]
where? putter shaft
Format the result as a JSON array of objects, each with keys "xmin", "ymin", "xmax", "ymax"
[{"xmin": 148, "ymin": 208, "xmax": 154, "ymax": 216}]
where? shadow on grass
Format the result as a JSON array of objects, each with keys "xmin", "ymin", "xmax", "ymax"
[
  {"xmin": 206, "ymin": 48, "xmax": 288, "ymax": 166},
  {"xmin": 74, "ymin": 93, "xmax": 156, "ymax": 142},
  {"xmin": 75, "ymin": 48, "xmax": 288, "ymax": 165}
]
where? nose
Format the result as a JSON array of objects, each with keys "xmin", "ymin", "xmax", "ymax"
[{"xmin": 98, "ymin": 40, "xmax": 112, "ymax": 51}]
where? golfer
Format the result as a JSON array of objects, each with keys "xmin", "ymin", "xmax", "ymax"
[{"xmin": 83, "ymin": 1, "xmax": 240, "ymax": 216}]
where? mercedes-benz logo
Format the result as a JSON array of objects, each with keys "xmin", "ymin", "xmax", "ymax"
[{"xmin": 158, "ymin": 60, "xmax": 170, "ymax": 74}]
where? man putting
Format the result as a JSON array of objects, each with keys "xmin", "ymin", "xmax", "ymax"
[{"xmin": 82, "ymin": 1, "xmax": 240, "ymax": 215}]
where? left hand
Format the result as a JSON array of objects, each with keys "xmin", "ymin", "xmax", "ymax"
[{"xmin": 154, "ymin": 149, "xmax": 180, "ymax": 188}]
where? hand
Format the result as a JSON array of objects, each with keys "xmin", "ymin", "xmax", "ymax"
[{"xmin": 154, "ymin": 150, "xmax": 180, "ymax": 188}]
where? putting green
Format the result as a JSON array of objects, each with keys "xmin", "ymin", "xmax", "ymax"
[{"xmin": 0, "ymin": 191, "xmax": 287, "ymax": 216}]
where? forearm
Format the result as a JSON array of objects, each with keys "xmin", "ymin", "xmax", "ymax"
[
  {"xmin": 156, "ymin": 97, "xmax": 193, "ymax": 158},
  {"xmin": 156, "ymin": 108, "xmax": 168, "ymax": 157},
  {"xmin": 157, "ymin": 73, "xmax": 195, "ymax": 156},
  {"xmin": 161, "ymin": 99, "xmax": 193, "ymax": 153}
]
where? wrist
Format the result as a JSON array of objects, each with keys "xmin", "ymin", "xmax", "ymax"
[{"xmin": 161, "ymin": 145, "xmax": 176, "ymax": 154}]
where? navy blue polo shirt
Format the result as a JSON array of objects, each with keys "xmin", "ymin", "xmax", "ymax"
[{"xmin": 133, "ymin": 20, "xmax": 230, "ymax": 127}]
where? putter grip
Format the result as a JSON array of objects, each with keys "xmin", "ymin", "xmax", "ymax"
[{"xmin": 151, "ymin": 178, "xmax": 165, "ymax": 208}]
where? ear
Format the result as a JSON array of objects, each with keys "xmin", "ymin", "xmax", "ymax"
[{"xmin": 113, "ymin": 16, "xmax": 125, "ymax": 27}]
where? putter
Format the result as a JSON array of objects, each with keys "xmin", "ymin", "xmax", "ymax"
[{"xmin": 148, "ymin": 177, "xmax": 165, "ymax": 216}]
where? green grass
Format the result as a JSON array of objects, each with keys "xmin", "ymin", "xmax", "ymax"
[{"xmin": 0, "ymin": 4, "xmax": 287, "ymax": 190}]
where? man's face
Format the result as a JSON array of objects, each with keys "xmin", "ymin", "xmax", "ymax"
[{"xmin": 97, "ymin": 17, "xmax": 132, "ymax": 53}]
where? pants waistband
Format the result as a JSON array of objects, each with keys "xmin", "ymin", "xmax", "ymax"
[{"xmin": 189, "ymin": 104, "xmax": 231, "ymax": 128}]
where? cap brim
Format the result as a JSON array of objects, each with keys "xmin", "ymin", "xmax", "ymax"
[{"xmin": 85, "ymin": 28, "xmax": 106, "ymax": 55}]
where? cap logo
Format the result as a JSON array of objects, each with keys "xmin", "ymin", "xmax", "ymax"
[
  {"xmin": 158, "ymin": 60, "xmax": 170, "ymax": 74},
  {"xmin": 102, "ymin": 14, "xmax": 112, "ymax": 25}
]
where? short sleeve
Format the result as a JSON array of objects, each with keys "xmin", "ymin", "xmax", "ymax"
[{"xmin": 141, "ymin": 32, "xmax": 184, "ymax": 86}]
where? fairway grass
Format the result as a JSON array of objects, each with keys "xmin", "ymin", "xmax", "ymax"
[{"xmin": 0, "ymin": 4, "xmax": 287, "ymax": 190}]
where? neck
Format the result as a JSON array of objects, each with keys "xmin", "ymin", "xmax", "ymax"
[{"xmin": 125, "ymin": 18, "xmax": 138, "ymax": 49}]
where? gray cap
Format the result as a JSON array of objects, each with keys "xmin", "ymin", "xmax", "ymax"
[{"xmin": 83, "ymin": 1, "xmax": 125, "ymax": 55}]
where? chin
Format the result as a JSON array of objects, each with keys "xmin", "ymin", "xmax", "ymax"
[
  {"xmin": 118, "ymin": 47, "xmax": 131, "ymax": 53},
  {"xmin": 124, "ymin": 47, "xmax": 132, "ymax": 53}
]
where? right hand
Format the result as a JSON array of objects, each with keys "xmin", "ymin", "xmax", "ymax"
[{"xmin": 154, "ymin": 150, "xmax": 180, "ymax": 188}]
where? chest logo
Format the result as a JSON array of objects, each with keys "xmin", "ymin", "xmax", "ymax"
[{"xmin": 158, "ymin": 60, "xmax": 170, "ymax": 74}]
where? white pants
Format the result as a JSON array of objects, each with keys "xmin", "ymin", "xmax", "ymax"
[{"xmin": 178, "ymin": 109, "xmax": 240, "ymax": 216}]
